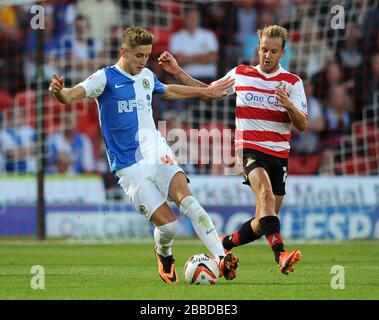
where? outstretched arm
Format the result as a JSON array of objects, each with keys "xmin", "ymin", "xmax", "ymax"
[
  {"xmin": 49, "ymin": 74, "xmax": 86, "ymax": 104},
  {"xmin": 161, "ymin": 76, "xmax": 234, "ymax": 100},
  {"xmin": 158, "ymin": 51, "xmax": 207, "ymax": 88}
]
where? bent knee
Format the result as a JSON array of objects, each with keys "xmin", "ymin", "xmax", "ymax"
[{"xmin": 157, "ymin": 219, "xmax": 179, "ymax": 238}]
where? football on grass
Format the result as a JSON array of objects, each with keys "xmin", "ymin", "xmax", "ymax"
[{"xmin": 183, "ymin": 253, "xmax": 220, "ymax": 285}]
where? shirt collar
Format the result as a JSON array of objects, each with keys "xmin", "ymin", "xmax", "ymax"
[
  {"xmin": 255, "ymin": 63, "xmax": 282, "ymax": 78},
  {"xmin": 114, "ymin": 64, "xmax": 140, "ymax": 79}
]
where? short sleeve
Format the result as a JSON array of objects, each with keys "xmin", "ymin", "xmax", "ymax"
[
  {"xmin": 211, "ymin": 67, "xmax": 237, "ymax": 96},
  {"xmin": 153, "ymin": 73, "xmax": 166, "ymax": 94},
  {"xmin": 78, "ymin": 69, "xmax": 106, "ymax": 98},
  {"xmin": 290, "ymin": 79, "xmax": 308, "ymax": 115}
]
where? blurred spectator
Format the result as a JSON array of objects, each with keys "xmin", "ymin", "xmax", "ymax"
[
  {"xmin": 236, "ymin": 0, "xmax": 257, "ymax": 52},
  {"xmin": 366, "ymin": 52, "xmax": 379, "ymax": 109},
  {"xmin": 47, "ymin": 111, "xmax": 95, "ymax": 174},
  {"xmin": 0, "ymin": 5, "xmax": 18, "ymax": 38},
  {"xmin": 62, "ymin": 15, "xmax": 107, "ymax": 85},
  {"xmin": 0, "ymin": 91, "xmax": 15, "ymax": 172},
  {"xmin": 200, "ymin": 1, "xmax": 239, "ymax": 75},
  {"xmin": 0, "ymin": 5, "xmax": 25, "ymax": 94},
  {"xmin": 352, "ymin": 51, "xmax": 379, "ymax": 121},
  {"xmin": 109, "ymin": 25, "xmax": 124, "ymax": 60},
  {"xmin": 291, "ymin": 77, "xmax": 324, "ymax": 155},
  {"xmin": 168, "ymin": 6, "xmax": 219, "ymax": 120},
  {"xmin": 276, "ymin": 0, "xmax": 297, "ymax": 27},
  {"xmin": 52, "ymin": 0, "xmax": 76, "ymax": 40},
  {"xmin": 0, "ymin": 107, "xmax": 37, "ymax": 173},
  {"xmin": 292, "ymin": 18, "xmax": 334, "ymax": 77},
  {"xmin": 312, "ymin": 59, "xmax": 348, "ymax": 103},
  {"xmin": 76, "ymin": 0, "xmax": 121, "ymax": 45},
  {"xmin": 23, "ymin": 4, "xmax": 60, "ymax": 88},
  {"xmin": 169, "ymin": 6, "xmax": 219, "ymax": 83},
  {"xmin": 360, "ymin": 4, "xmax": 379, "ymax": 58},
  {"xmin": 336, "ymin": 23, "xmax": 363, "ymax": 79},
  {"xmin": 320, "ymin": 85, "xmax": 351, "ymax": 149}
]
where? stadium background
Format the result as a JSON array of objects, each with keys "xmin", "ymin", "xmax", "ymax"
[{"xmin": 0, "ymin": 0, "xmax": 378, "ymax": 242}]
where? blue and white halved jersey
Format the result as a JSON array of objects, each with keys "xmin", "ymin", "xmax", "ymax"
[{"xmin": 79, "ymin": 65, "xmax": 169, "ymax": 172}]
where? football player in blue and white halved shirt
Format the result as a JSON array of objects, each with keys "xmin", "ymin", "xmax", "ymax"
[{"xmin": 49, "ymin": 26, "xmax": 238, "ymax": 283}]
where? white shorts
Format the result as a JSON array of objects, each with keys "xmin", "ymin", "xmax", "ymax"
[{"xmin": 116, "ymin": 160, "xmax": 185, "ymax": 220}]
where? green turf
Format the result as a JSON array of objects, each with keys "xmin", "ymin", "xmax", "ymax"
[{"xmin": 0, "ymin": 240, "xmax": 378, "ymax": 300}]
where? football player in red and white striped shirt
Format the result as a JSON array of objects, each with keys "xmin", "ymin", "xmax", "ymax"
[{"xmin": 159, "ymin": 25, "xmax": 306, "ymax": 274}]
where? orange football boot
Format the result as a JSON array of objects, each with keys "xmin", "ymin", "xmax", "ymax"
[
  {"xmin": 154, "ymin": 246, "xmax": 178, "ymax": 283},
  {"xmin": 278, "ymin": 250, "xmax": 301, "ymax": 275},
  {"xmin": 219, "ymin": 252, "xmax": 239, "ymax": 281}
]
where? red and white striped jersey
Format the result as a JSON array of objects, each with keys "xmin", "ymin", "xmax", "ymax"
[{"xmin": 219, "ymin": 64, "xmax": 307, "ymax": 158}]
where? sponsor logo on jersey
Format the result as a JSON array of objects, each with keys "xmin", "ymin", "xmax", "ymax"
[
  {"xmin": 245, "ymin": 92, "xmax": 279, "ymax": 105},
  {"xmin": 243, "ymin": 66, "xmax": 255, "ymax": 73},
  {"xmin": 118, "ymin": 99, "xmax": 151, "ymax": 113}
]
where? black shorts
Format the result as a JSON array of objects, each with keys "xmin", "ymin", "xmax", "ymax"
[{"xmin": 237, "ymin": 148, "xmax": 288, "ymax": 196}]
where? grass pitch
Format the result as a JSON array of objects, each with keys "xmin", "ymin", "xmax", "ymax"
[{"xmin": 0, "ymin": 240, "xmax": 378, "ymax": 300}]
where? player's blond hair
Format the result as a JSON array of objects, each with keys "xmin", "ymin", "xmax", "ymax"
[
  {"xmin": 257, "ymin": 25, "xmax": 288, "ymax": 49},
  {"xmin": 122, "ymin": 26, "xmax": 154, "ymax": 49}
]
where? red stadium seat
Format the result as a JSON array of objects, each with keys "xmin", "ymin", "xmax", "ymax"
[
  {"xmin": 289, "ymin": 154, "xmax": 322, "ymax": 175},
  {"xmin": 148, "ymin": 27, "xmax": 173, "ymax": 56},
  {"xmin": 0, "ymin": 91, "xmax": 13, "ymax": 111},
  {"xmin": 14, "ymin": 89, "xmax": 37, "ymax": 108},
  {"xmin": 343, "ymin": 155, "xmax": 371, "ymax": 175},
  {"xmin": 288, "ymin": 155, "xmax": 304, "ymax": 175},
  {"xmin": 304, "ymin": 154, "xmax": 322, "ymax": 174},
  {"xmin": 158, "ymin": 0, "xmax": 184, "ymax": 31}
]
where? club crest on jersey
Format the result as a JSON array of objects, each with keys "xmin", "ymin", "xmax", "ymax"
[
  {"xmin": 275, "ymin": 82, "xmax": 284, "ymax": 90},
  {"xmin": 142, "ymin": 79, "xmax": 150, "ymax": 89}
]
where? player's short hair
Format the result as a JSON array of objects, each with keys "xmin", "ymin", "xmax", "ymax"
[
  {"xmin": 122, "ymin": 26, "xmax": 154, "ymax": 49},
  {"xmin": 257, "ymin": 25, "xmax": 288, "ymax": 49}
]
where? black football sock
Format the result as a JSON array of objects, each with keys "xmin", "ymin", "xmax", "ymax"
[
  {"xmin": 259, "ymin": 215, "xmax": 284, "ymax": 263},
  {"xmin": 222, "ymin": 218, "xmax": 262, "ymax": 251}
]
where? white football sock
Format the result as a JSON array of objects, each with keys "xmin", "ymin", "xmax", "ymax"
[
  {"xmin": 154, "ymin": 220, "xmax": 178, "ymax": 257},
  {"xmin": 180, "ymin": 196, "xmax": 224, "ymax": 262}
]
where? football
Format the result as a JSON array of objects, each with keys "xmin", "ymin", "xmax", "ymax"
[{"xmin": 183, "ymin": 253, "xmax": 220, "ymax": 285}]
